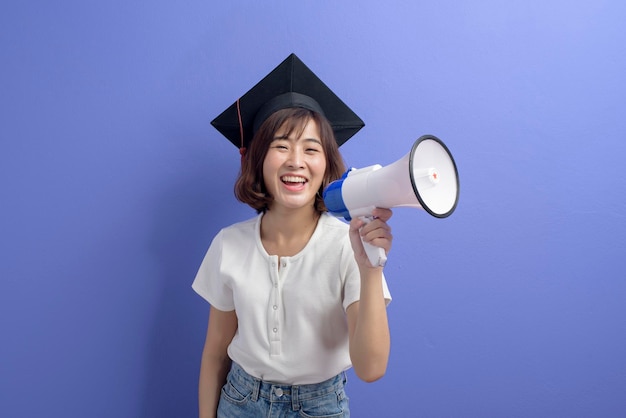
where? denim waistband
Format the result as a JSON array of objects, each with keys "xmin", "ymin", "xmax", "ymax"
[{"xmin": 228, "ymin": 361, "xmax": 347, "ymax": 405}]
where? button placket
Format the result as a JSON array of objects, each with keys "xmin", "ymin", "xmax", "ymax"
[{"xmin": 268, "ymin": 256, "xmax": 281, "ymax": 355}]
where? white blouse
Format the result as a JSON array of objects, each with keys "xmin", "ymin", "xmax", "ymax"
[{"xmin": 192, "ymin": 212, "xmax": 391, "ymax": 384}]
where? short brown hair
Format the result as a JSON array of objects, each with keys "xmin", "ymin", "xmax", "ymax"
[{"xmin": 234, "ymin": 108, "xmax": 346, "ymax": 213}]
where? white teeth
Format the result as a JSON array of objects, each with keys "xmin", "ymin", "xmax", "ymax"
[{"xmin": 281, "ymin": 176, "xmax": 307, "ymax": 183}]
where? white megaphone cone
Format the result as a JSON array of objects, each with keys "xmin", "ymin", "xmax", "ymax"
[{"xmin": 323, "ymin": 134, "xmax": 459, "ymax": 267}]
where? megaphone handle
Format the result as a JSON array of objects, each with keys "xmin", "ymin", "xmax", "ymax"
[{"xmin": 359, "ymin": 216, "xmax": 387, "ymax": 268}]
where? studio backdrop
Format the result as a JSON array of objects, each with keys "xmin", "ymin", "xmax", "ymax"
[{"xmin": 1, "ymin": 1, "xmax": 625, "ymax": 417}]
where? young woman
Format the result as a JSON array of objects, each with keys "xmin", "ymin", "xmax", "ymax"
[{"xmin": 193, "ymin": 55, "xmax": 393, "ymax": 418}]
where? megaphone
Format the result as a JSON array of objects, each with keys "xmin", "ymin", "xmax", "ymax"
[{"xmin": 323, "ymin": 134, "xmax": 459, "ymax": 267}]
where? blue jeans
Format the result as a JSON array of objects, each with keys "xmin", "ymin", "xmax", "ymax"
[{"xmin": 217, "ymin": 362, "xmax": 350, "ymax": 417}]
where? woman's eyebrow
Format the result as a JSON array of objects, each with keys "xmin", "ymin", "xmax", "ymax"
[
  {"xmin": 271, "ymin": 136, "xmax": 321, "ymax": 145},
  {"xmin": 303, "ymin": 137, "xmax": 322, "ymax": 145}
]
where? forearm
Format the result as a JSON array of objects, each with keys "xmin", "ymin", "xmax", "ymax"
[
  {"xmin": 349, "ymin": 267, "xmax": 390, "ymax": 382},
  {"xmin": 198, "ymin": 353, "xmax": 231, "ymax": 418}
]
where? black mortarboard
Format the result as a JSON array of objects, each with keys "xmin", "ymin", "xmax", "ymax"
[{"xmin": 211, "ymin": 53, "xmax": 364, "ymax": 151}]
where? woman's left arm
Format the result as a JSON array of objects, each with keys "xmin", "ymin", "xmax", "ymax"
[{"xmin": 346, "ymin": 208, "xmax": 393, "ymax": 382}]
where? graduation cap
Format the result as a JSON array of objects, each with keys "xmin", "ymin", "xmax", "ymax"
[{"xmin": 211, "ymin": 53, "xmax": 364, "ymax": 152}]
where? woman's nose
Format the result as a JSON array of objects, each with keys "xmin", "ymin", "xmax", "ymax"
[{"xmin": 286, "ymin": 148, "xmax": 304, "ymax": 167}]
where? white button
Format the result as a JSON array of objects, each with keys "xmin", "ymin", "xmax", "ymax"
[
  {"xmin": 273, "ymin": 328, "xmax": 278, "ymax": 333},
  {"xmin": 275, "ymin": 388, "xmax": 283, "ymax": 397},
  {"xmin": 282, "ymin": 262, "xmax": 286, "ymax": 268},
  {"xmin": 273, "ymin": 305, "xmax": 278, "ymax": 310}
]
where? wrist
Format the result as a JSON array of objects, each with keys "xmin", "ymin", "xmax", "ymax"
[{"xmin": 359, "ymin": 265, "xmax": 383, "ymax": 282}]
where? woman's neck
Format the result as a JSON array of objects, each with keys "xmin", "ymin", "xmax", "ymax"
[{"xmin": 260, "ymin": 206, "xmax": 321, "ymax": 257}]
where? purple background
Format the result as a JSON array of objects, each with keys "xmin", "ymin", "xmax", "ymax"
[{"xmin": 1, "ymin": 1, "xmax": 625, "ymax": 417}]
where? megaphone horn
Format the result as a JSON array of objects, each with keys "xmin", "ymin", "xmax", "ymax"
[{"xmin": 323, "ymin": 134, "xmax": 460, "ymax": 266}]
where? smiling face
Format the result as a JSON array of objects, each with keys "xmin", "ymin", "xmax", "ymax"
[
  {"xmin": 234, "ymin": 107, "xmax": 347, "ymax": 214},
  {"xmin": 262, "ymin": 118, "xmax": 327, "ymax": 213}
]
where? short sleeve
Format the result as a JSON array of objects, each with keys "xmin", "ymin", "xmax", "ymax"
[{"xmin": 191, "ymin": 231, "xmax": 235, "ymax": 311}]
